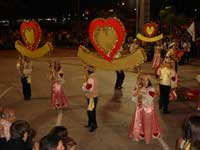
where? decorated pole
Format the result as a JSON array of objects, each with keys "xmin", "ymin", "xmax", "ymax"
[{"xmin": 136, "ymin": 0, "xmax": 150, "ymax": 34}]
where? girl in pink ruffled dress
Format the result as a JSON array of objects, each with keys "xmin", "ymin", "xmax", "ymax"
[
  {"xmin": 129, "ymin": 75, "xmax": 161, "ymax": 144},
  {"xmin": 50, "ymin": 61, "xmax": 69, "ymax": 109},
  {"xmin": 152, "ymin": 42, "xmax": 163, "ymax": 74}
]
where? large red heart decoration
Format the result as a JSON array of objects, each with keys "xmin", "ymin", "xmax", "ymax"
[
  {"xmin": 20, "ymin": 21, "xmax": 41, "ymax": 50},
  {"xmin": 143, "ymin": 22, "xmax": 158, "ymax": 37},
  {"xmin": 89, "ymin": 18, "xmax": 126, "ymax": 62}
]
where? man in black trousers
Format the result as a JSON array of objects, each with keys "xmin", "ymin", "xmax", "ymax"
[
  {"xmin": 158, "ymin": 61, "xmax": 176, "ymax": 114},
  {"xmin": 16, "ymin": 56, "xmax": 33, "ymax": 100},
  {"xmin": 82, "ymin": 66, "xmax": 98, "ymax": 132}
]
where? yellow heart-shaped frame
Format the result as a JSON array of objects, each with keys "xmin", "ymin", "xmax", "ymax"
[
  {"xmin": 146, "ymin": 26, "xmax": 155, "ymax": 36},
  {"xmin": 24, "ymin": 28, "xmax": 35, "ymax": 45},
  {"xmin": 93, "ymin": 26, "xmax": 117, "ymax": 55}
]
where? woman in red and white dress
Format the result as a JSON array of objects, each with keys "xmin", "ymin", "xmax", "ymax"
[
  {"xmin": 129, "ymin": 75, "xmax": 161, "ymax": 144},
  {"xmin": 50, "ymin": 60, "xmax": 69, "ymax": 109},
  {"xmin": 152, "ymin": 42, "xmax": 163, "ymax": 74}
]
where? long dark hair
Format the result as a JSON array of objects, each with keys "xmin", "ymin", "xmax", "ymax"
[
  {"xmin": 39, "ymin": 134, "xmax": 62, "ymax": 150},
  {"xmin": 49, "ymin": 126, "xmax": 68, "ymax": 140},
  {"xmin": 183, "ymin": 115, "xmax": 200, "ymax": 149},
  {"xmin": 10, "ymin": 120, "xmax": 30, "ymax": 140}
]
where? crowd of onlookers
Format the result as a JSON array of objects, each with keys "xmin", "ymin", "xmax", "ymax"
[
  {"xmin": 0, "ymin": 106, "xmax": 77, "ymax": 150},
  {"xmin": 0, "ymin": 105, "xmax": 199, "ymax": 149}
]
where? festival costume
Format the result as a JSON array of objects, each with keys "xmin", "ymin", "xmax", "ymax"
[
  {"xmin": 16, "ymin": 59, "xmax": 32, "ymax": 100},
  {"xmin": 50, "ymin": 69, "xmax": 69, "ymax": 109},
  {"xmin": 152, "ymin": 46, "xmax": 162, "ymax": 73},
  {"xmin": 82, "ymin": 72, "xmax": 98, "ymax": 131},
  {"xmin": 157, "ymin": 66, "xmax": 176, "ymax": 113},
  {"xmin": 176, "ymin": 138, "xmax": 191, "ymax": 150},
  {"xmin": 129, "ymin": 86, "xmax": 161, "ymax": 143},
  {"xmin": 165, "ymin": 47, "xmax": 178, "ymax": 72}
]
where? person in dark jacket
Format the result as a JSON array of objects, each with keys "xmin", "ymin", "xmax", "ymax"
[
  {"xmin": 7, "ymin": 120, "xmax": 31, "ymax": 150},
  {"xmin": 39, "ymin": 134, "xmax": 65, "ymax": 150},
  {"xmin": 49, "ymin": 126, "xmax": 76, "ymax": 149}
]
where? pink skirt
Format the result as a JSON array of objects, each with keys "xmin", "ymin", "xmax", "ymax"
[
  {"xmin": 129, "ymin": 105, "xmax": 161, "ymax": 143},
  {"xmin": 51, "ymin": 81, "xmax": 69, "ymax": 109},
  {"xmin": 152, "ymin": 55, "xmax": 161, "ymax": 69}
]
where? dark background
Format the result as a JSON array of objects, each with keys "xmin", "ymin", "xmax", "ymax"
[{"xmin": 0, "ymin": 0, "xmax": 200, "ymax": 19}]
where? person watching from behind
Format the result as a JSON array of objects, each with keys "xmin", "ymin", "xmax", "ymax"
[
  {"xmin": 7, "ymin": 120, "xmax": 31, "ymax": 150},
  {"xmin": 176, "ymin": 115, "xmax": 200, "ymax": 150},
  {"xmin": 39, "ymin": 134, "xmax": 65, "ymax": 150}
]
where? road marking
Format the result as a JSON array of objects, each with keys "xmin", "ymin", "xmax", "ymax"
[
  {"xmin": 158, "ymin": 138, "xmax": 171, "ymax": 150},
  {"xmin": 56, "ymin": 109, "xmax": 64, "ymax": 126},
  {"xmin": 0, "ymin": 86, "xmax": 13, "ymax": 99},
  {"xmin": 71, "ymin": 76, "xmax": 83, "ymax": 80}
]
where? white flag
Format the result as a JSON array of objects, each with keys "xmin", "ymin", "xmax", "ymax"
[{"xmin": 187, "ymin": 22, "xmax": 195, "ymax": 42}]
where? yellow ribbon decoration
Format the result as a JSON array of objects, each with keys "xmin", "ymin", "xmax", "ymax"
[
  {"xmin": 88, "ymin": 98, "xmax": 95, "ymax": 111},
  {"xmin": 78, "ymin": 46, "xmax": 146, "ymax": 70},
  {"xmin": 136, "ymin": 33, "xmax": 163, "ymax": 42},
  {"xmin": 27, "ymin": 76, "xmax": 31, "ymax": 84},
  {"xmin": 15, "ymin": 40, "xmax": 53, "ymax": 58}
]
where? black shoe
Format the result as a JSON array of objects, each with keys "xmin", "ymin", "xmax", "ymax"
[
  {"xmin": 24, "ymin": 97, "xmax": 31, "ymax": 100},
  {"xmin": 84, "ymin": 125, "xmax": 90, "ymax": 128},
  {"xmin": 89, "ymin": 127, "xmax": 97, "ymax": 132},
  {"xmin": 163, "ymin": 110, "xmax": 171, "ymax": 114}
]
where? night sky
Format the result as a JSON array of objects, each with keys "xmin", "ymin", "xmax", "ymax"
[{"xmin": 0, "ymin": 0, "xmax": 199, "ymax": 19}]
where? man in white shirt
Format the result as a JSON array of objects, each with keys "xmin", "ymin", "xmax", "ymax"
[
  {"xmin": 82, "ymin": 66, "xmax": 98, "ymax": 132},
  {"xmin": 158, "ymin": 61, "xmax": 176, "ymax": 113},
  {"xmin": 16, "ymin": 56, "xmax": 33, "ymax": 100}
]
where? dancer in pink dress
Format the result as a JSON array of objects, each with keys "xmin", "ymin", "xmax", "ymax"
[
  {"xmin": 129, "ymin": 75, "xmax": 161, "ymax": 144},
  {"xmin": 50, "ymin": 60, "xmax": 69, "ymax": 109},
  {"xmin": 152, "ymin": 42, "xmax": 163, "ymax": 75}
]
